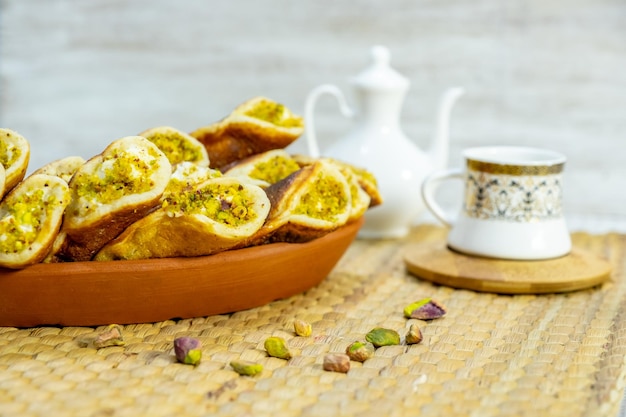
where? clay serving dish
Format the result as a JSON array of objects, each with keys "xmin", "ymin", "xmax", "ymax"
[{"xmin": 0, "ymin": 218, "xmax": 363, "ymax": 328}]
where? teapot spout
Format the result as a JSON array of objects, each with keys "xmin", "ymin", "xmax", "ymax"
[{"xmin": 429, "ymin": 87, "xmax": 465, "ymax": 171}]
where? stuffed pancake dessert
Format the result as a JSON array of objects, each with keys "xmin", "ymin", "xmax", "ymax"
[
  {"xmin": 139, "ymin": 126, "xmax": 210, "ymax": 167},
  {"xmin": 222, "ymin": 149, "xmax": 301, "ymax": 188},
  {"xmin": 30, "ymin": 156, "xmax": 86, "ymax": 263},
  {"xmin": 0, "ymin": 174, "xmax": 70, "ymax": 269},
  {"xmin": 31, "ymin": 156, "xmax": 86, "ymax": 184},
  {"xmin": 0, "ymin": 128, "xmax": 30, "ymax": 198},
  {"xmin": 57, "ymin": 136, "xmax": 171, "ymax": 261},
  {"xmin": 94, "ymin": 176, "xmax": 271, "ymax": 261},
  {"xmin": 294, "ymin": 154, "xmax": 383, "ymax": 208},
  {"xmin": 246, "ymin": 159, "xmax": 353, "ymax": 245},
  {"xmin": 190, "ymin": 97, "xmax": 304, "ymax": 170}
]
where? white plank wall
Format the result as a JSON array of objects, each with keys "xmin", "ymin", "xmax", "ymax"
[{"xmin": 1, "ymin": 0, "xmax": 625, "ymax": 229}]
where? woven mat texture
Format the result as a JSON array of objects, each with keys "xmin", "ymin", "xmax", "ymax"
[{"xmin": 0, "ymin": 225, "xmax": 625, "ymax": 417}]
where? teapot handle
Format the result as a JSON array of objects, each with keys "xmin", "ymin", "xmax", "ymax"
[{"xmin": 304, "ymin": 84, "xmax": 355, "ymax": 158}]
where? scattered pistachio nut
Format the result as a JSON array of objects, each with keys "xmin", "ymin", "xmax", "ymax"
[
  {"xmin": 403, "ymin": 298, "xmax": 447, "ymax": 320},
  {"xmin": 174, "ymin": 336, "xmax": 202, "ymax": 365},
  {"xmin": 346, "ymin": 341, "xmax": 375, "ymax": 362},
  {"xmin": 294, "ymin": 319, "xmax": 312, "ymax": 337},
  {"xmin": 323, "ymin": 353, "xmax": 350, "ymax": 373},
  {"xmin": 264, "ymin": 336, "xmax": 292, "ymax": 360},
  {"xmin": 365, "ymin": 327, "xmax": 401, "ymax": 348},
  {"xmin": 94, "ymin": 324, "xmax": 125, "ymax": 348},
  {"xmin": 405, "ymin": 324, "xmax": 423, "ymax": 345},
  {"xmin": 230, "ymin": 360, "xmax": 263, "ymax": 376}
]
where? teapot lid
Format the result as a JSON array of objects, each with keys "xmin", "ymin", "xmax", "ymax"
[{"xmin": 351, "ymin": 45, "xmax": 409, "ymax": 92}]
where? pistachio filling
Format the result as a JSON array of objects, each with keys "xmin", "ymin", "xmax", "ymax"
[
  {"xmin": 243, "ymin": 101, "xmax": 303, "ymax": 128},
  {"xmin": 164, "ymin": 163, "xmax": 222, "ymax": 197},
  {"xmin": 249, "ymin": 156, "xmax": 300, "ymax": 184},
  {"xmin": 0, "ymin": 189, "xmax": 54, "ymax": 253},
  {"xmin": 351, "ymin": 166, "xmax": 378, "ymax": 186},
  {"xmin": 0, "ymin": 140, "xmax": 21, "ymax": 169},
  {"xmin": 145, "ymin": 131, "xmax": 204, "ymax": 165},
  {"xmin": 162, "ymin": 182, "xmax": 258, "ymax": 226},
  {"xmin": 75, "ymin": 147, "xmax": 162, "ymax": 207},
  {"xmin": 294, "ymin": 174, "xmax": 348, "ymax": 221}
]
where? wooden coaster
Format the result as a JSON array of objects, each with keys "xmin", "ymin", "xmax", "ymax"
[{"xmin": 404, "ymin": 242, "xmax": 612, "ymax": 294}]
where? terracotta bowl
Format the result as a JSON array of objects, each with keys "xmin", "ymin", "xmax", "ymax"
[{"xmin": 0, "ymin": 218, "xmax": 363, "ymax": 328}]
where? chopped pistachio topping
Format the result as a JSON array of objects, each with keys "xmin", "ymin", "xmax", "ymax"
[
  {"xmin": 0, "ymin": 189, "xmax": 55, "ymax": 253},
  {"xmin": 75, "ymin": 146, "xmax": 162, "ymax": 206},
  {"xmin": 164, "ymin": 162, "xmax": 222, "ymax": 197},
  {"xmin": 162, "ymin": 181, "xmax": 257, "ymax": 226},
  {"xmin": 294, "ymin": 173, "xmax": 348, "ymax": 221},
  {"xmin": 243, "ymin": 100, "xmax": 303, "ymax": 128},
  {"xmin": 249, "ymin": 155, "xmax": 300, "ymax": 184},
  {"xmin": 145, "ymin": 131, "xmax": 204, "ymax": 165}
]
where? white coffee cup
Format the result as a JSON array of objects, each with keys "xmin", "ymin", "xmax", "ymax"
[{"xmin": 421, "ymin": 146, "xmax": 571, "ymax": 260}]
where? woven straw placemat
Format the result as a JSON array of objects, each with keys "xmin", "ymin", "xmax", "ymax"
[{"xmin": 0, "ymin": 225, "xmax": 624, "ymax": 417}]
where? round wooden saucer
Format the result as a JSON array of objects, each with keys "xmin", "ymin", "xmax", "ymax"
[{"xmin": 404, "ymin": 242, "xmax": 612, "ymax": 294}]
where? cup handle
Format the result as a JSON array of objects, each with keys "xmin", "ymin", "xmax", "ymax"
[
  {"xmin": 304, "ymin": 84, "xmax": 355, "ymax": 158},
  {"xmin": 421, "ymin": 168, "xmax": 463, "ymax": 228}
]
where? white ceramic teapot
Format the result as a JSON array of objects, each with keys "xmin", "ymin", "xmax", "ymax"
[{"xmin": 304, "ymin": 45, "xmax": 464, "ymax": 239}]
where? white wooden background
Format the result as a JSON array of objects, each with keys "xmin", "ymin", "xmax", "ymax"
[{"xmin": 1, "ymin": 0, "xmax": 625, "ymax": 230}]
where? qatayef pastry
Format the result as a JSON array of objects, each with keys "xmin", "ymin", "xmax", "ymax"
[
  {"xmin": 247, "ymin": 159, "xmax": 352, "ymax": 245},
  {"xmin": 58, "ymin": 136, "xmax": 171, "ymax": 261},
  {"xmin": 94, "ymin": 177, "xmax": 271, "ymax": 261},
  {"xmin": 190, "ymin": 97, "xmax": 304, "ymax": 170},
  {"xmin": 0, "ymin": 128, "xmax": 30, "ymax": 198},
  {"xmin": 293, "ymin": 155, "xmax": 383, "ymax": 208},
  {"xmin": 222, "ymin": 149, "xmax": 301, "ymax": 188},
  {"xmin": 32, "ymin": 156, "xmax": 86, "ymax": 263},
  {"xmin": 0, "ymin": 174, "xmax": 70, "ymax": 269},
  {"xmin": 329, "ymin": 160, "xmax": 372, "ymax": 222},
  {"xmin": 139, "ymin": 126, "xmax": 210, "ymax": 167},
  {"xmin": 31, "ymin": 156, "xmax": 86, "ymax": 184}
]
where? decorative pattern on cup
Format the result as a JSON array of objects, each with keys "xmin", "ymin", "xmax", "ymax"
[{"xmin": 464, "ymin": 164, "xmax": 564, "ymax": 223}]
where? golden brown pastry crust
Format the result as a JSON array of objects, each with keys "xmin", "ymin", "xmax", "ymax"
[
  {"xmin": 59, "ymin": 136, "xmax": 171, "ymax": 261},
  {"xmin": 94, "ymin": 177, "xmax": 271, "ymax": 261},
  {"xmin": 190, "ymin": 97, "xmax": 304, "ymax": 170},
  {"xmin": 246, "ymin": 160, "xmax": 352, "ymax": 245}
]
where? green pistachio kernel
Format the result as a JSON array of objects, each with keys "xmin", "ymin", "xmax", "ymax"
[
  {"xmin": 403, "ymin": 298, "xmax": 447, "ymax": 320},
  {"xmin": 230, "ymin": 360, "xmax": 263, "ymax": 377},
  {"xmin": 264, "ymin": 336, "xmax": 292, "ymax": 360},
  {"xmin": 346, "ymin": 341, "xmax": 375, "ymax": 362},
  {"xmin": 365, "ymin": 327, "xmax": 401, "ymax": 348}
]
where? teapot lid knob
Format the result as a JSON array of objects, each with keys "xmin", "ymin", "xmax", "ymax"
[{"xmin": 351, "ymin": 45, "xmax": 409, "ymax": 92}]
